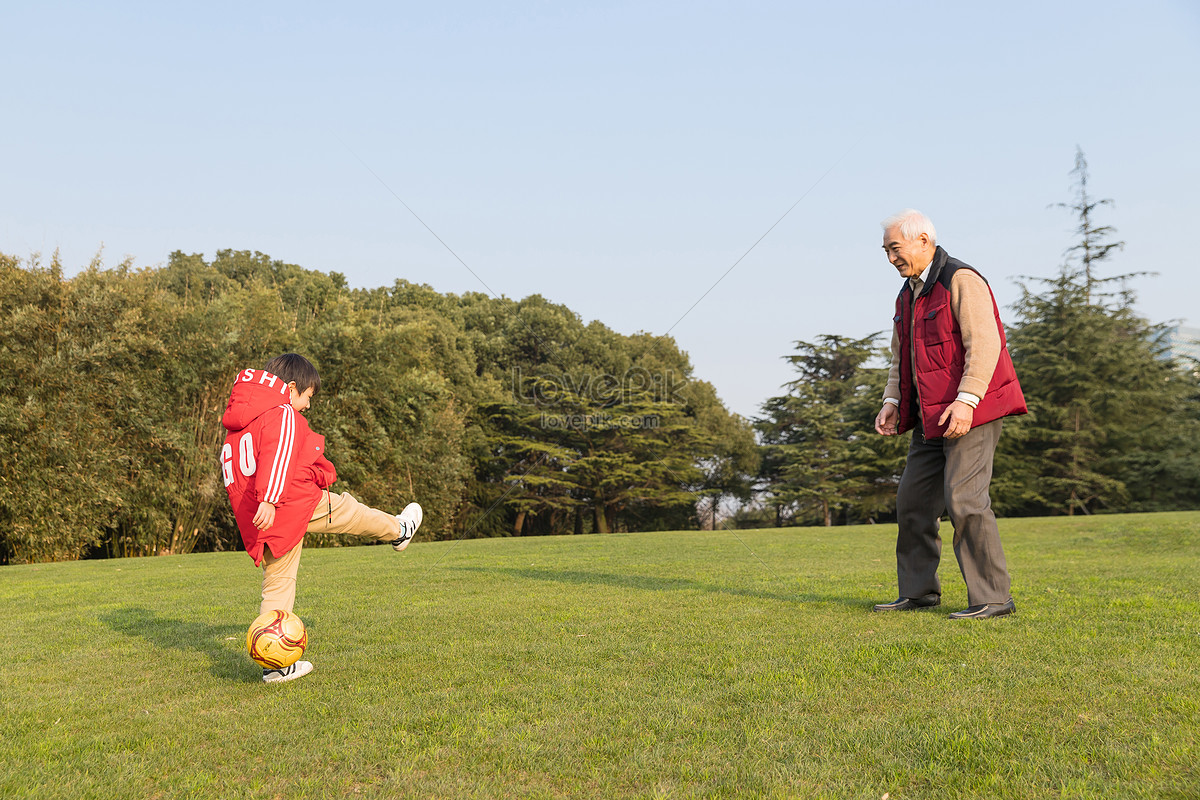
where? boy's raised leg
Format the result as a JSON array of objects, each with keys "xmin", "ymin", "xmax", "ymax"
[
  {"xmin": 391, "ymin": 503, "xmax": 423, "ymax": 552},
  {"xmin": 308, "ymin": 490, "xmax": 422, "ymax": 550}
]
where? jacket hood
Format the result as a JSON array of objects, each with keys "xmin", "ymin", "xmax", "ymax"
[{"xmin": 222, "ymin": 369, "xmax": 293, "ymax": 432}]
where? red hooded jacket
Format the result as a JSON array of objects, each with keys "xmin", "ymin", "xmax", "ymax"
[{"xmin": 220, "ymin": 369, "xmax": 336, "ymax": 565}]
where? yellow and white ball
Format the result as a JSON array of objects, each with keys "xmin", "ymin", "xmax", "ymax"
[{"xmin": 246, "ymin": 609, "xmax": 307, "ymax": 669}]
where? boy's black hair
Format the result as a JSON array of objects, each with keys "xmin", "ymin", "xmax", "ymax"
[{"xmin": 263, "ymin": 353, "xmax": 321, "ymax": 394}]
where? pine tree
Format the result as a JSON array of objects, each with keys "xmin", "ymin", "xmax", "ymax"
[
  {"xmin": 756, "ymin": 335, "xmax": 904, "ymax": 526},
  {"xmin": 1053, "ymin": 146, "xmax": 1126, "ymax": 303},
  {"xmin": 1005, "ymin": 149, "xmax": 1198, "ymax": 515}
]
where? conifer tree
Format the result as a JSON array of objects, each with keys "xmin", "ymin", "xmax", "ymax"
[
  {"xmin": 756, "ymin": 335, "xmax": 903, "ymax": 526},
  {"xmin": 1005, "ymin": 149, "xmax": 1198, "ymax": 515}
]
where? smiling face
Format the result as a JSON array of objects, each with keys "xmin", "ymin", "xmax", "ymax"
[{"xmin": 882, "ymin": 225, "xmax": 935, "ymax": 279}]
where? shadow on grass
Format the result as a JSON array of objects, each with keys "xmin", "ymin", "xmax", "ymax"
[
  {"xmin": 449, "ymin": 565, "xmax": 865, "ymax": 608},
  {"xmin": 98, "ymin": 607, "xmax": 266, "ymax": 683}
]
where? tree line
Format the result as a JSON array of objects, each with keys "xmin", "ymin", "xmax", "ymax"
[
  {"xmin": 0, "ymin": 247, "xmax": 757, "ymax": 564},
  {"xmin": 2, "ymin": 151, "xmax": 1195, "ymax": 563}
]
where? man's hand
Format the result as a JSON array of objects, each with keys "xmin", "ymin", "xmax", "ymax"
[
  {"xmin": 938, "ymin": 401, "xmax": 974, "ymax": 439},
  {"xmin": 875, "ymin": 403, "xmax": 899, "ymax": 436},
  {"xmin": 253, "ymin": 501, "xmax": 276, "ymax": 531}
]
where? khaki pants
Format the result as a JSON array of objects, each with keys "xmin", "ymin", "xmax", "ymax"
[{"xmin": 260, "ymin": 490, "xmax": 401, "ymax": 614}]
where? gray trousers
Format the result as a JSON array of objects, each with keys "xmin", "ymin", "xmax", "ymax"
[{"xmin": 895, "ymin": 418, "xmax": 1011, "ymax": 606}]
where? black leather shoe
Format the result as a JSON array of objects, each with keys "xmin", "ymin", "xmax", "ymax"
[
  {"xmin": 872, "ymin": 594, "xmax": 941, "ymax": 612},
  {"xmin": 949, "ymin": 598, "xmax": 1015, "ymax": 619}
]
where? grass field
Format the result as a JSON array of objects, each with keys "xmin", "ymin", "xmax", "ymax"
[{"xmin": 2, "ymin": 512, "xmax": 1198, "ymax": 799}]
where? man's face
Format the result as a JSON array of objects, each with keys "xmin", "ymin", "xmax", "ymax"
[{"xmin": 882, "ymin": 226, "xmax": 934, "ymax": 279}]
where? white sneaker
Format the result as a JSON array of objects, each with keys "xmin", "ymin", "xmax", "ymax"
[
  {"xmin": 392, "ymin": 502, "xmax": 423, "ymax": 551},
  {"xmin": 262, "ymin": 660, "xmax": 313, "ymax": 683}
]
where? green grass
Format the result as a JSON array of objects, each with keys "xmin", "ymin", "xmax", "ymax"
[{"xmin": 1, "ymin": 512, "xmax": 1198, "ymax": 799}]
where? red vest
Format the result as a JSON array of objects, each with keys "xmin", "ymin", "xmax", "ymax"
[{"xmin": 894, "ymin": 247, "xmax": 1027, "ymax": 438}]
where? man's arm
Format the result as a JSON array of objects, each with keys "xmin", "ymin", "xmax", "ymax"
[
  {"xmin": 883, "ymin": 322, "xmax": 901, "ymax": 405},
  {"xmin": 876, "ymin": 323, "xmax": 902, "ymax": 435},
  {"xmin": 938, "ymin": 270, "xmax": 1002, "ymax": 438},
  {"xmin": 951, "ymin": 270, "xmax": 1001, "ymax": 399}
]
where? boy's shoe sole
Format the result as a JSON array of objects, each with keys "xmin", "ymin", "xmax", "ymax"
[
  {"xmin": 392, "ymin": 502, "xmax": 424, "ymax": 552},
  {"xmin": 263, "ymin": 660, "xmax": 313, "ymax": 683}
]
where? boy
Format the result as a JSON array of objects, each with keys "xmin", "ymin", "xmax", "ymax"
[{"xmin": 220, "ymin": 353, "xmax": 422, "ymax": 683}]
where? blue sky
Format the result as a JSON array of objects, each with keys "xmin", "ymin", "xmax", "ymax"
[{"xmin": 3, "ymin": 1, "xmax": 1198, "ymax": 417}]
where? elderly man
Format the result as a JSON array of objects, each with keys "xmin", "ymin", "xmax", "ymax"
[{"xmin": 873, "ymin": 209, "xmax": 1026, "ymax": 619}]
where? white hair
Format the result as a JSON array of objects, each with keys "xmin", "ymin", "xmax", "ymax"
[{"xmin": 881, "ymin": 209, "xmax": 937, "ymax": 244}]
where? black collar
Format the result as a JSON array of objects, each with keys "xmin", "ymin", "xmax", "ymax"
[{"xmin": 905, "ymin": 246, "xmax": 948, "ymax": 298}]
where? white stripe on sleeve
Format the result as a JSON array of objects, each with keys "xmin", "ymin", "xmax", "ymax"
[{"xmin": 264, "ymin": 405, "xmax": 296, "ymax": 504}]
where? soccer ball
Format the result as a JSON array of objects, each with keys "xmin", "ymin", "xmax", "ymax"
[{"xmin": 246, "ymin": 609, "xmax": 307, "ymax": 669}]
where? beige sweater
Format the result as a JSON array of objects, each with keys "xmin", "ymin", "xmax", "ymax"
[{"xmin": 884, "ymin": 269, "xmax": 1001, "ymax": 403}]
